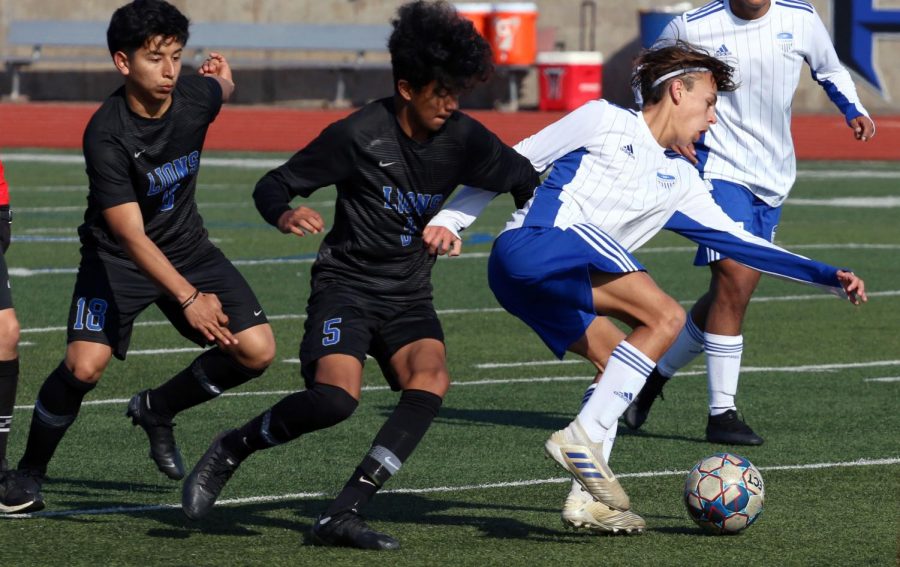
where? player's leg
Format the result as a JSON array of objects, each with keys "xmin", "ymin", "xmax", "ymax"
[
  {"xmin": 546, "ymin": 271, "xmax": 683, "ymax": 515},
  {"xmin": 311, "ymin": 303, "xmax": 446, "ymax": 550},
  {"xmin": 183, "ymin": 287, "xmax": 370, "ymax": 520},
  {"xmin": 128, "ymin": 253, "xmax": 275, "ymax": 480},
  {"xmin": 702, "ymin": 257, "xmax": 764, "ymax": 445},
  {"xmin": 0, "ymin": 250, "xmax": 31, "ymax": 513},
  {"xmin": 313, "ymin": 341, "xmax": 446, "ymax": 550},
  {"xmin": 625, "ymin": 180, "xmax": 769, "ymax": 438},
  {"xmin": 9, "ymin": 340, "xmax": 112, "ymax": 512}
]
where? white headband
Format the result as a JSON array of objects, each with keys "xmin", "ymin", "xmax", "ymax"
[{"xmin": 650, "ymin": 67, "xmax": 711, "ymax": 89}]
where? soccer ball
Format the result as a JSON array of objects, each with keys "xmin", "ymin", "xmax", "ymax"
[{"xmin": 683, "ymin": 452, "xmax": 764, "ymax": 534}]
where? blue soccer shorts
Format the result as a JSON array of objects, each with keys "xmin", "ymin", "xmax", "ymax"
[
  {"xmin": 488, "ymin": 225, "xmax": 644, "ymax": 359},
  {"xmin": 694, "ymin": 179, "xmax": 783, "ymax": 266}
]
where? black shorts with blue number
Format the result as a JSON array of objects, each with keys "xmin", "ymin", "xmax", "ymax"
[
  {"xmin": 0, "ymin": 251, "xmax": 11, "ymax": 310},
  {"xmin": 67, "ymin": 246, "xmax": 268, "ymax": 360},
  {"xmin": 299, "ymin": 283, "xmax": 444, "ymax": 391}
]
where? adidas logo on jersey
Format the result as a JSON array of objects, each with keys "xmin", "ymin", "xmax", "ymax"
[
  {"xmin": 714, "ymin": 44, "xmax": 731, "ymax": 57},
  {"xmin": 620, "ymin": 144, "xmax": 634, "ymax": 158}
]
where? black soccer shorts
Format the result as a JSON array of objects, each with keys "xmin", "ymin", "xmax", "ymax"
[
  {"xmin": 299, "ymin": 284, "xmax": 445, "ymax": 391},
  {"xmin": 66, "ymin": 247, "xmax": 268, "ymax": 359},
  {"xmin": 0, "ymin": 251, "xmax": 11, "ymax": 311}
]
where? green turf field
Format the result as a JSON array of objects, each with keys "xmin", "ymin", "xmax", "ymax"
[{"xmin": 1, "ymin": 151, "xmax": 897, "ymax": 566}]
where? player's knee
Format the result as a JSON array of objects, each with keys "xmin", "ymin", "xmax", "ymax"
[
  {"xmin": 0, "ymin": 313, "xmax": 20, "ymax": 354},
  {"xmin": 65, "ymin": 359, "xmax": 106, "ymax": 384},
  {"xmin": 311, "ymin": 383, "xmax": 358, "ymax": 425},
  {"xmin": 653, "ymin": 300, "xmax": 686, "ymax": 344},
  {"xmin": 409, "ymin": 367, "xmax": 450, "ymax": 398},
  {"xmin": 241, "ymin": 342, "xmax": 276, "ymax": 372}
]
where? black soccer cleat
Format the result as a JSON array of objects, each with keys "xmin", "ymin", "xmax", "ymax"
[
  {"xmin": 0, "ymin": 468, "xmax": 46, "ymax": 514},
  {"xmin": 126, "ymin": 390, "xmax": 185, "ymax": 480},
  {"xmin": 705, "ymin": 409, "xmax": 764, "ymax": 446},
  {"xmin": 622, "ymin": 367, "xmax": 667, "ymax": 430},
  {"xmin": 311, "ymin": 510, "xmax": 400, "ymax": 550},
  {"xmin": 182, "ymin": 431, "xmax": 242, "ymax": 520}
]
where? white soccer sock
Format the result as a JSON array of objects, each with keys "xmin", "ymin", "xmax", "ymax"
[
  {"xmin": 657, "ymin": 315, "xmax": 705, "ymax": 378},
  {"xmin": 577, "ymin": 341, "xmax": 655, "ymax": 442},
  {"xmin": 575, "ymin": 382, "xmax": 616, "ymax": 462},
  {"xmin": 705, "ymin": 332, "xmax": 743, "ymax": 416}
]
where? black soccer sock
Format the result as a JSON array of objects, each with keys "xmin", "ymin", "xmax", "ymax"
[
  {"xmin": 324, "ymin": 389, "xmax": 443, "ymax": 516},
  {"xmin": 222, "ymin": 383, "xmax": 358, "ymax": 461},
  {"xmin": 148, "ymin": 348, "xmax": 265, "ymax": 419},
  {"xmin": 0, "ymin": 358, "xmax": 19, "ymax": 468},
  {"xmin": 18, "ymin": 362, "xmax": 95, "ymax": 474}
]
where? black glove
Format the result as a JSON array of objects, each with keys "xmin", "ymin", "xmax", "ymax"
[{"xmin": 0, "ymin": 206, "xmax": 11, "ymax": 254}]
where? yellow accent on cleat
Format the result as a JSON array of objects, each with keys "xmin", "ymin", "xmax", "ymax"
[{"xmin": 545, "ymin": 419, "xmax": 631, "ymax": 511}]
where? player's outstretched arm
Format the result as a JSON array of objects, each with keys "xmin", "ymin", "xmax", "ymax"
[
  {"xmin": 199, "ymin": 52, "xmax": 235, "ymax": 103},
  {"xmin": 277, "ymin": 206, "xmax": 324, "ymax": 237},
  {"xmin": 836, "ymin": 270, "xmax": 867, "ymax": 305}
]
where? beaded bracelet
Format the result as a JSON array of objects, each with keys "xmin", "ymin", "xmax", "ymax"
[{"xmin": 180, "ymin": 289, "xmax": 200, "ymax": 310}]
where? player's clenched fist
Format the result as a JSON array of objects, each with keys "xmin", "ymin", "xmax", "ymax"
[{"xmin": 278, "ymin": 206, "xmax": 325, "ymax": 237}]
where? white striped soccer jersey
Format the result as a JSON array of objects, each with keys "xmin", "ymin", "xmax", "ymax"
[
  {"xmin": 428, "ymin": 99, "xmax": 848, "ymax": 296},
  {"xmin": 655, "ymin": 0, "xmax": 871, "ymax": 206}
]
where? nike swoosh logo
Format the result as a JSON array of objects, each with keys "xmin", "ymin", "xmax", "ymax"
[
  {"xmin": 359, "ymin": 475, "xmax": 376, "ymax": 487},
  {"xmin": 253, "ymin": 309, "xmax": 263, "ymax": 316},
  {"xmin": 318, "ymin": 516, "xmax": 331, "ymax": 525},
  {"xmin": 134, "ymin": 149, "xmax": 145, "ymax": 159},
  {"xmin": 378, "ymin": 161, "xmax": 396, "ymax": 167}
]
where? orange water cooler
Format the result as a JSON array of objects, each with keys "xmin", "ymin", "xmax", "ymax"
[
  {"xmin": 455, "ymin": 3, "xmax": 493, "ymax": 36},
  {"xmin": 487, "ymin": 2, "xmax": 538, "ymax": 65}
]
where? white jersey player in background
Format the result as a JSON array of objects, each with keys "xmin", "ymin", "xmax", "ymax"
[
  {"xmin": 423, "ymin": 43, "xmax": 866, "ymax": 534},
  {"xmin": 623, "ymin": 0, "xmax": 876, "ymax": 445}
]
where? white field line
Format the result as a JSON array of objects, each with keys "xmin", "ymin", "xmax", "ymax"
[
  {"xmin": 8, "ymin": 242, "xmax": 900, "ymax": 274},
  {"xmin": 863, "ymin": 377, "xmax": 900, "ymax": 382},
  {"xmin": 6, "ymin": 152, "xmax": 898, "ymax": 178},
  {"xmin": 3, "ymin": 457, "xmax": 897, "ymax": 520},
  {"xmin": 788, "ymin": 197, "xmax": 900, "ymax": 208},
  {"xmin": 13, "ymin": 359, "xmax": 900, "ymax": 412},
  {"xmin": 476, "ymin": 359, "xmax": 900, "ymax": 373},
  {"xmin": 16, "ymin": 289, "xmax": 900, "ymax": 337}
]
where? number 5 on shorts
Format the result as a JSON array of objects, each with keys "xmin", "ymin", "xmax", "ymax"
[{"xmin": 322, "ymin": 318, "xmax": 342, "ymax": 346}]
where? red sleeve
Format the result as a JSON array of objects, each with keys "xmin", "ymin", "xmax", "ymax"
[{"xmin": 0, "ymin": 159, "xmax": 9, "ymax": 206}]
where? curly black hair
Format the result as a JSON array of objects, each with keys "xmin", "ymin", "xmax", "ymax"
[
  {"xmin": 107, "ymin": 0, "xmax": 189, "ymax": 56},
  {"xmin": 388, "ymin": 0, "xmax": 493, "ymax": 94},
  {"xmin": 632, "ymin": 40, "xmax": 738, "ymax": 106}
]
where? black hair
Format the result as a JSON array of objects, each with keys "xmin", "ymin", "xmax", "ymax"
[
  {"xmin": 388, "ymin": 0, "xmax": 493, "ymax": 94},
  {"xmin": 107, "ymin": 0, "xmax": 189, "ymax": 56},
  {"xmin": 632, "ymin": 40, "xmax": 737, "ymax": 106}
]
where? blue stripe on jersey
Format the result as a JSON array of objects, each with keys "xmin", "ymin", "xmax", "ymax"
[
  {"xmin": 775, "ymin": 0, "xmax": 814, "ymax": 13},
  {"xmin": 663, "ymin": 211, "xmax": 842, "ymax": 292},
  {"xmin": 687, "ymin": 1, "xmax": 725, "ymax": 21},
  {"xmin": 523, "ymin": 148, "xmax": 588, "ymax": 227},
  {"xmin": 693, "ymin": 132, "xmax": 711, "ymax": 177},
  {"xmin": 810, "ymin": 71, "xmax": 865, "ymax": 120},
  {"xmin": 778, "ymin": 0, "xmax": 814, "ymax": 10}
]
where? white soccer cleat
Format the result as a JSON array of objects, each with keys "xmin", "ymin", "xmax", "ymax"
[
  {"xmin": 561, "ymin": 481, "xmax": 645, "ymax": 534},
  {"xmin": 545, "ymin": 419, "xmax": 631, "ymax": 511}
]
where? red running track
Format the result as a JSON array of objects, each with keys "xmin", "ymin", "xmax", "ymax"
[{"xmin": 0, "ymin": 103, "xmax": 897, "ymax": 160}]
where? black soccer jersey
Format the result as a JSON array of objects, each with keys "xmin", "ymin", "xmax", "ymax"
[
  {"xmin": 79, "ymin": 75, "xmax": 222, "ymax": 268},
  {"xmin": 254, "ymin": 97, "xmax": 539, "ymax": 301}
]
